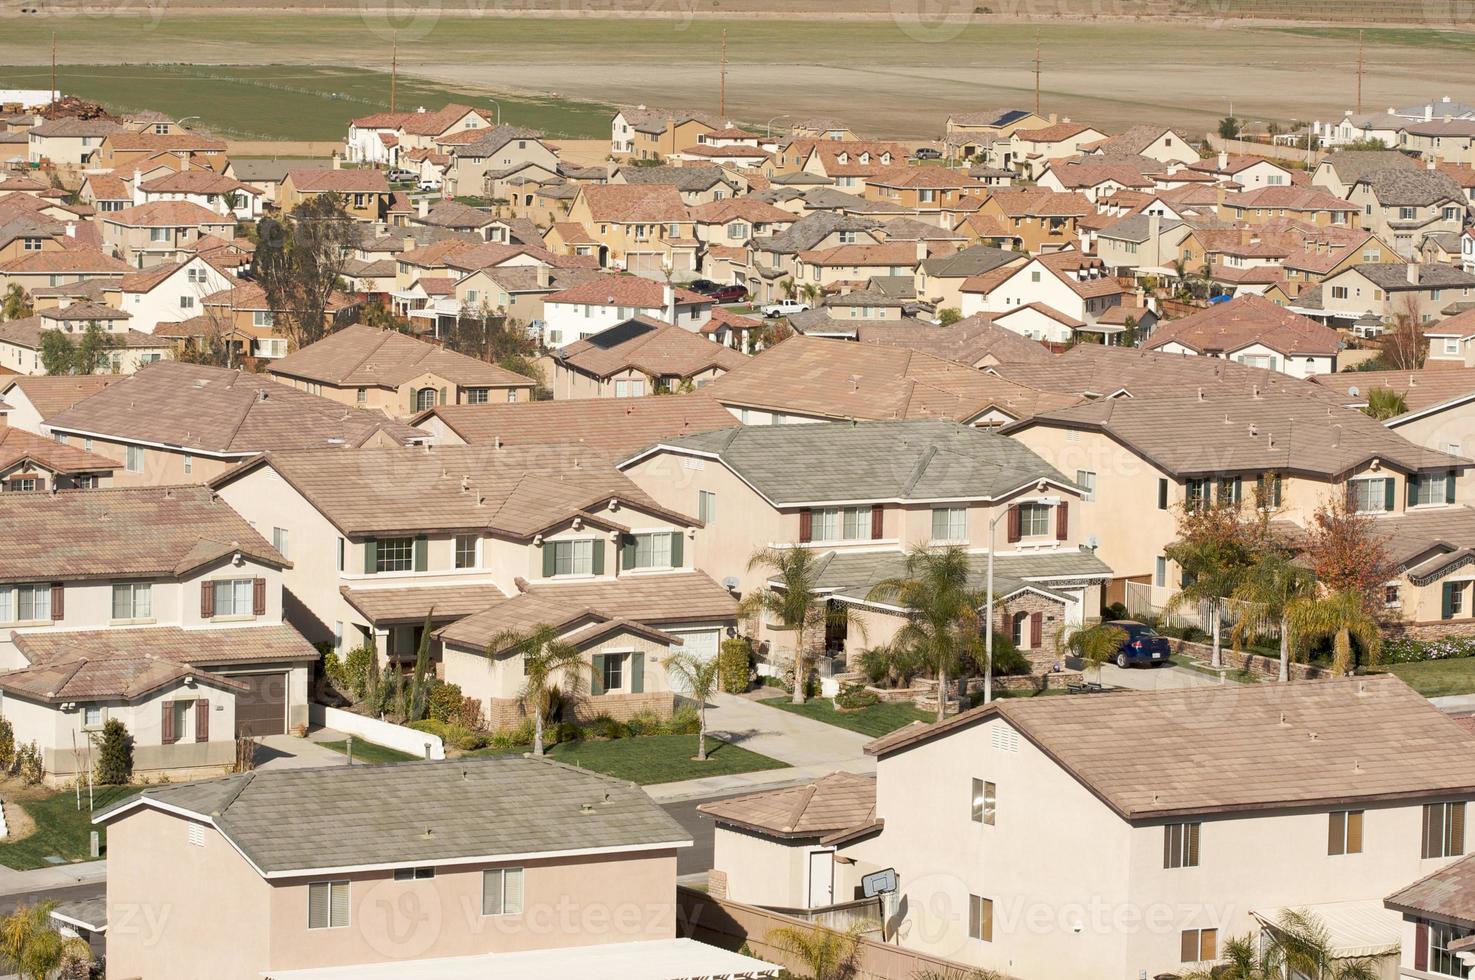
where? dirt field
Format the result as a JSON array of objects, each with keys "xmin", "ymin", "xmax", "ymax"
[{"xmin": 0, "ymin": 11, "xmax": 1468, "ymax": 138}]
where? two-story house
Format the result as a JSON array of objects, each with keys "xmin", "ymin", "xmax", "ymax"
[
  {"xmin": 100, "ymin": 201, "xmax": 237, "ymax": 269},
  {"xmin": 1346, "ymin": 168, "xmax": 1468, "ymax": 258}
]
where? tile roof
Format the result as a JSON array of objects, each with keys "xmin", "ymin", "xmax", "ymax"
[
  {"xmin": 285, "ymin": 169, "xmax": 390, "ymax": 194},
  {"xmin": 102, "ymin": 200, "xmax": 232, "ymax": 227},
  {"xmin": 1146, "ymin": 294, "xmax": 1342, "ymax": 357},
  {"xmin": 45, "ymin": 361, "xmax": 420, "ymax": 455},
  {"xmin": 0, "ymin": 426, "xmax": 119, "ymax": 474},
  {"xmin": 854, "ymin": 317, "xmax": 1053, "ymax": 365},
  {"xmin": 868, "ymin": 674, "xmax": 1475, "ymax": 820},
  {"xmin": 29, "ymin": 118, "xmax": 125, "ymax": 138},
  {"xmin": 1309, "ymin": 366, "xmax": 1475, "ymax": 414},
  {"xmin": 0, "ymin": 484, "xmax": 285, "ymax": 584},
  {"xmin": 1357, "ymin": 168, "xmax": 1466, "ymax": 206},
  {"xmin": 1350, "ymin": 262, "xmax": 1475, "ymax": 290},
  {"xmin": 340, "ymin": 583, "xmax": 511, "ymax": 627},
  {"xmin": 0, "ymin": 653, "xmax": 247, "ymax": 704},
  {"xmin": 985, "ymin": 187, "xmax": 1092, "ymax": 218},
  {"xmin": 12, "ymin": 623, "xmax": 317, "ymax": 674},
  {"xmin": 138, "ymin": 171, "xmax": 262, "ymax": 197},
  {"xmin": 688, "ymin": 198, "xmax": 794, "ymax": 225},
  {"xmin": 1317, "ymin": 150, "xmax": 1421, "ymax": 184},
  {"xmin": 579, "ymin": 183, "xmax": 689, "ymax": 222},
  {"xmin": 699, "ymin": 772, "xmax": 877, "ymax": 840},
  {"xmin": 797, "ymin": 242, "xmax": 920, "ymax": 268},
  {"xmin": 921, "ymin": 244, "xmax": 1024, "ymax": 279},
  {"xmin": 1226, "ymin": 186, "xmax": 1358, "ymax": 212},
  {"xmin": 630, "ymin": 418, "xmax": 1072, "ymax": 505},
  {"xmin": 802, "ymin": 547, "xmax": 1109, "ymax": 604},
  {"xmin": 0, "ymin": 247, "xmax": 130, "ymax": 275},
  {"xmin": 543, "ymin": 273, "xmax": 709, "ymax": 309},
  {"xmin": 95, "ymin": 755, "xmax": 689, "ymax": 875},
  {"xmin": 0, "ymin": 375, "xmax": 118, "ymax": 419},
  {"xmin": 554, "ymin": 317, "xmax": 747, "ymax": 380},
  {"xmin": 414, "ymin": 392, "xmax": 738, "ymax": 457},
  {"xmin": 1386, "ymin": 852, "xmax": 1475, "ymax": 929},
  {"xmin": 267, "ymin": 325, "xmax": 535, "ymax": 389}
]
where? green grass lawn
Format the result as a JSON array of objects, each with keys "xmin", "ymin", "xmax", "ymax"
[
  {"xmin": 0, "ymin": 785, "xmax": 137, "ymax": 871},
  {"xmin": 759, "ymin": 695, "xmax": 933, "ymax": 738},
  {"xmin": 319, "ymin": 739, "xmax": 420, "ymax": 764},
  {"xmin": 470, "ymin": 734, "xmax": 787, "ymax": 785},
  {"xmin": 1370, "ymin": 658, "xmax": 1475, "ymax": 699}
]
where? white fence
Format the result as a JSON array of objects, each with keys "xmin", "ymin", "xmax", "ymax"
[{"xmin": 309, "ymin": 704, "xmax": 445, "ymax": 760}]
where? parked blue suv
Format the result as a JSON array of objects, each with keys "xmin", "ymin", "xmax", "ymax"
[{"xmin": 1108, "ymin": 620, "xmax": 1172, "ymax": 668}]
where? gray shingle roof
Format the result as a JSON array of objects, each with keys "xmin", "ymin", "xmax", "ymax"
[
  {"xmin": 752, "ymin": 211, "xmax": 881, "ymax": 255},
  {"xmin": 801, "ymin": 547, "xmax": 1110, "ymax": 603},
  {"xmin": 1358, "ymin": 168, "xmax": 1467, "ymax": 207},
  {"xmin": 1318, "ymin": 151, "xmax": 1420, "ymax": 185},
  {"xmin": 640, "ymin": 419, "xmax": 1074, "ymax": 505},
  {"xmin": 1351, "ymin": 262, "xmax": 1475, "ymax": 290},
  {"xmin": 920, "ymin": 244, "xmax": 1022, "ymax": 279},
  {"xmin": 95, "ymin": 756, "xmax": 690, "ymax": 875}
]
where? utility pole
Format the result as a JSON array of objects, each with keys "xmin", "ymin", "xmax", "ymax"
[
  {"xmin": 1355, "ymin": 29, "xmax": 1364, "ymax": 114},
  {"xmin": 49, "ymin": 32, "xmax": 56, "ymax": 109},
  {"xmin": 719, "ymin": 29, "xmax": 728, "ymax": 120},
  {"xmin": 390, "ymin": 33, "xmax": 398, "ymax": 113},
  {"xmin": 1033, "ymin": 31, "xmax": 1042, "ymax": 117}
]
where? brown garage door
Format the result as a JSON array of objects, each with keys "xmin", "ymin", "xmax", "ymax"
[{"xmin": 232, "ymin": 672, "xmax": 287, "ymax": 737}]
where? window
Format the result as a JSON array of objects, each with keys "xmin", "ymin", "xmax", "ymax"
[
  {"xmin": 1349, "ymin": 478, "xmax": 1391, "ymax": 514},
  {"xmin": 1400, "ymin": 206, "xmax": 1418, "ymax": 220},
  {"xmin": 971, "ymin": 778, "xmax": 996, "ymax": 825},
  {"xmin": 1429, "ymin": 921, "xmax": 1474, "ymax": 977},
  {"xmin": 253, "ymin": 311, "xmax": 274, "ymax": 327},
  {"xmin": 455, "ymin": 534, "xmax": 478, "ymax": 569},
  {"xmin": 1328, "ymin": 810, "xmax": 1364, "ymax": 855},
  {"xmin": 126, "ymin": 445, "xmax": 144, "ymax": 473},
  {"xmin": 465, "ymin": 388, "xmax": 489, "ymax": 405},
  {"xmin": 1446, "ymin": 338, "xmax": 1461, "ymax": 356},
  {"xmin": 179, "ymin": 295, "xmax": 195, "ymax": 310},
  {"xmin": 393, "ymin": 867, "xmax": 435, "ymax": 881},
  {"xmin": 931, "ymin": 507, "xmax": 966, "ymax": 542},
  {"xmin": 1181, "ymin": 928, "xmax": 1217, "ymax": 963},
  {"xmin": 336, "ymin": 538, "xmax": 345, "ymax": 573},
  {"xmin": 1386, "ymin": 584, "xmax": 1401, "ymax": 608},
  {"xmin": 968, "ymin": 895, "xmax": 992, "ymax": 942},
  {"xmin": 111, "ymin": 582, "xmax": 152, "ymax": 620},
  {"xmin": 213, "ymin": 578, "xmax": 253, "ymax": 617},
  {"xmin": 482, "ymin": 868, "xmax": 524, "ymax": 915},
  {"xmin": 812, "ymin": 507, "xmax": 869, "ymax": 542},
  {"xmin": 82, "ymin": 705, "xmax": 103, "ymax": 728},
  {"xmin": 16, "ymin": 584, "xmax": 49, "ymax": 622},
  {"xmin": 1018, "ymin": 502, "xmax": 1050, "ymax": 537},
  {"xmin": 183, "ymin": 454, "xmax": 193, "ymax": 475},
  {"xmin": 415, "ymin": 388, "xmax": 438, "ymax": 412},
  {"xmin": 307, "ymin": 881, "xmax": 350, "ymax": 929},
  {"xmin": 149, "ymin": 227, "xmax": 169, "ymax": 242},
  {"xmin": 272, "ymin": 527, "xmax": 289, "ymax": 559},
  {"xmin": 356, "ymin": 388, "xmax": 367, "ymax": 406},
  {"xmin": 698, "ymin": 490, "xmax": 716, "ymax": 525},
  {"xmin": 1331, "ymin": 285, "xmax": 1349, "ymax": 300},
  {"xmin": 1163, "ymin": 822, "xmax": 1200, "ymax": 868},
  {"xmin": 552, "ymin": 539, "xmax": 594, "ymax": 576},
  {"xmin": 376, "ymin": 537, "xmax": 415, "ymax": 573},
  {"xmin": 1413, "ymin": 473, "xmax": 1450, "ymax": 507},
  {"xmin": 632, "ymin": 532, "xmax": 672, "ymax": 569},
  {"xmin": 601, "ymin": 653, "xmax": 625, "ymax": 692},
  {"xmin": 1155, "ymin": 556, "xmax": 1167, "ymax": 589},
  {"xmin": 1423, "ymin": 802, "xmax": 1467, "ymax": 859},
  {"xmin": 1157, "ymin": 478, "xmax": 1168, "ymax": 510},
  {"xmin": 1075, "ymin": 470, "xmax": 1096, "ymax": 502}
]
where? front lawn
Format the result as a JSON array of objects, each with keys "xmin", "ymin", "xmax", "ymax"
[
  {"xmin": 759, "ymin": 695, "xmax": 933, "ymax": 738},
  {"xmin": 0, "ymin": 785, "xmax": 137, "ymax": 870},
  {"xmin": 1371, "ymin": 657, "xmax": 1475, "ymax": 698},
  {"xmin": 319, "ymin": 739, "xmax": 420, "ymax": 764},
  {"xmin": 470, "ymin": 734, "xmax": 787, "ymax": 785}
]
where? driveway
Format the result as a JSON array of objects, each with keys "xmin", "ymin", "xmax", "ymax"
[
  {"xmin": 252, "ymin": 732, "xmax": 348, "ymax": 771},
  {"xmin": 1094, "ymin": 662, "xmax": 1226, "ymax": 691}
]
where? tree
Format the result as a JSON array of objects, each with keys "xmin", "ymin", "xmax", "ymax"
[
  {"xmin": 765, "ymin": 924, "xmax": 861, "ymax": 980},
  {"xmin": 779, "ymin": 278, "xmax": 797, "ymax": 301},
  {"xmin": 740, "ymin": 547, "xmax": 859, "ymax": 705},
  {"xmin": 254, "ymin": 191, "xmax": 356, "ymax": 351},
  {"xmin": 937, "ymin": 307, "xmax": 962, "ymax": 326},
  {"xmin": 1231, "ymin": 550, "xmax": 1315, "ymax": 681},
  {"xmin": 1287, "ymin": 589, "xmax": 1382, "ymax": 676},
  {"xmin": 1164, "ymin": 498, "xmax": 1267, "ymax": 668},
  {"xmin": 1361, "ymin": 386, "xmax": 1408, "ymax": 421},
  {"xmin": 92, "ymin": 718, "xmax": 133, "ymax": 785},
  {"xmin": 866, "ymin": 545, "xmax": 986, "ymax": 721},
  {"xmin": 1218, "ymin": 116, "xmax": 1242, "ymax": 138},
  {"xmin": 488, "ymin": 623, "xmax": 583, "ymax": 756},
  {"xmin": 1179, "ymin": 931, "xmax": 1278, "ymax": 980},
  {"xmin": 1271, "ymin": 907, "xmax": 1382, "ymax": 980},
  {"xmin": 38, "ymin": 323, "xmax": 117, "ymax": 376},
  {"xmin": 0, "ymin": 284, "xmax": 31, "ymax": 322},
  {"xmin": 1303, "ymin": 493, "xmax": 1392, "ymax": 612},
  {"xmin": 663, "ymin": 652, "xmax": 721, "ymax": 760},
  {"xmin": 1058, "ymin": 619, "xmax": 1128, "ymax": 681},
  {"xmin": 798, "ymin": 282, "xmax": 821, "ymax": 306},
  {"xmin": 1382, "ymin": 292, "xmax": 1426, "ymax": 371},
  {"xmin": 0, "ymin": 902, "xmax": 91, "ymax": 980},
  {"xmin": 405, "ymin": 610, "xmax": 435, "ymax": 723}
]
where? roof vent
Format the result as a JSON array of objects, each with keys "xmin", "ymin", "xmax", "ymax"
[
  {"xmin": 1248, "ymin": 423, "xmax": 1258, "ymax": 437},
  {"xmin": 579, "ymin": 802, "xmax": 595, "ymax": 815},
  {"xmin": 1197, "ymin": 387, "xmax": 1205, "ymax": 401},
  {"xmin": 1307, "ymin": 731, "xmax": 1320, "ymax": 741}
]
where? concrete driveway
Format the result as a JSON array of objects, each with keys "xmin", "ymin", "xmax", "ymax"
[{"xmin": 1093, "ymin": 661, "xmax": 1227, "ymax": 691}]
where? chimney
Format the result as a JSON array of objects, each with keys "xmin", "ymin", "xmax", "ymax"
[
  {"xmin": 331, "ymin": 150, "xmax": 342, "ymax": 171},
  {"xmin": 1408, "ymin": 263, "xmax": 1420, "ymax": 286},
  {"xmin": 536, "ymin": 263, "xmax": 550, "ymax": 288},
  {"xmin": 915, "ymin": 238, "xmax": 928, "ymax": 264},
  {"xmin": 1426, "ymin": 104, "xmax": 1434, "ymax": 121},
  {"xmin": 64, "ymin": 221, "xmax": 75, "ymax": 239},
  {"xmin": 1148, "ymin": 211, "xmax": 1161, "ymax": 243},
  {"xmin": 403, "ymin": 235, "xmax": 415, "ymax": 252},
  {"xmin": 664, "ymin": 280, "xmax": 677, "ymax": 325},
  {"xmin": 1218, "ymin": 150, "xmax": 1228, "ymax": 171},
  {"xmin": 417, "ymin": 197, "xmax": 429, "ymax": 219}
]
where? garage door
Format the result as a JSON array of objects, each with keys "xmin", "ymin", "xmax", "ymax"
[
  {"xmin": 668, "ymin": 629, "xmax": 720, "ymax": 695},
  {"xmin": 231, "ymin": 672, "xmax": 288, "ymax": 737}
]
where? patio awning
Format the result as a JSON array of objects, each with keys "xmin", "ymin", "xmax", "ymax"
[
  {"xmin": 261, "ymin": 938, "xmax": 781, "ymax": 979},
  {"xmin": 1251, "ymin": 900, "xmax": 1402, "ymax": 959}
]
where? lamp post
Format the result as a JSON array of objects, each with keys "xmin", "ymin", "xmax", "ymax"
[
  {"xmin": 487, "ymin": 100, "xmax": 501, "ymax": 127},
  {"xmin": 984, "ymin": 494, "xmax": 1062, "ymax": 705},
  {"xmin": 766, "ymin": 114, "xmax": 791, "ymax": 139}
]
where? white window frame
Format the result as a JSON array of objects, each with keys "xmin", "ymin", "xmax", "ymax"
[
  {"xmin": 931, "ymin": 506, "xmax": 966, "ymax": 542},
  {"xmin": 111, "ymin": 582, "xmax": 152, "ymax": 621},
  {"xmin": 212, "ymin": 578, "xmax": 254, "ymax": 618},
  {"xmin": 482, "ymin": 867, "xmax": 524, "ymax": 916},
  {"xmin": 551, "ymin": 539, "xmax": 594, "ymax": 577},
  {"xmin": 307, "ymin": 880, "xmax": 350, "ymax": 930}
]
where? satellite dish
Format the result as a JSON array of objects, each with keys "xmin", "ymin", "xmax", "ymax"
[
  {"xmin": 1347, "ymin": 386, "xmax": 1360, "ymax": 398},
  {"xmin": 721, "ymin": 576, "xmax": 739, "ymax": 590}
]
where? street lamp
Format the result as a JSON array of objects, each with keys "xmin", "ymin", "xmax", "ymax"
[
  {"xmin": 766, "ymin": 114, "xmax": 791, "ymax": 139},
  {"xmin": 177, "ymin": 115, "xmax": 200, "ymax": 130},
  {"xmin": 486, "ymin": 100, "xmax": 501, "ymax": 128},
  {"xmin": 984, "ymin": 494, "xmax": 1062, "ymax": 705}
]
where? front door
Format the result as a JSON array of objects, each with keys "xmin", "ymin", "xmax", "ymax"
[{"xmin": 808, "ymin": 850, "xmax": 834, "ymax": 909}]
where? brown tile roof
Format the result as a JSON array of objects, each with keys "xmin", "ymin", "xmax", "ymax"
[
  {"xmin": 0, "ymin": 485, "xmax": 285, "ymax": 584},
  {"xmin": 555, "ymin": 317, "xmax": 748, "ymax": 380},
  {"xmin": 0, "ymin": 375, "xmax": 119, "ymax": 419},
  {"xmin": 268, "ymin": 325, "xmax": 534, "ymax": 390},
  {"xmin": 138, "ymin": 171, "xmax": 262, "ymax": 197},
  {"xmin": 699, "ymin": 772, "xmax": 876, "ymax": 840},
  {"xmin": 544, "ymin": 273, "xmax": 710, "ymax": 309},
  {"xmin": 45, "ymin": 361, "xmax": 420, "ymax": 456},
  {"xmin": 868, "ymin": 674, "xmax": 1475, "ymax": 820},
  {"xmin": 286, "ymin": 169, "xmax": 390, "ymax": 194},
  {"xmin": 103, "ymin": 200, "xmax": 232, "ymax": 227},
  {"xmin": 1309, "ymin": 367, "xmax": 1475, "ymax": 414},
  {"xmin": 0, "ymin": 247, "xmax": 131, "ymax": 275},
  {"xmin": 1146, "ymin": 294, "xmax": 1342, "ymax": 357},
  {"xmin": 0, "ymin": 426, "xmax": 119, "ymax": 474},
  {"xmin": 1226, "ymin": 186, "xmax": 1358, "ymax": 212},
  {"xmin": 400, "ymin": 104, "xmax": 488, "ymax": 137},
  {"xmin": 986, "ymin": 187, "xmax": 1092, "ymax": 218},
  {"xmin": 12, "ymin": 624, "xmax": 317, "ymax": 673},
  {"xmin": 797, "ymin": 242, "xmax": 920, "ymax": 268},
  {"xmin": 1387, "ymin": 852, "xmax": 1475, "ymax": 929},
  {"xmin": 340, "ymin": 583, "xmax": 511, "ymax": 627},
  {"xmin": 579, "ymin": 184, "xmax": 689, "ymax": 223},
  {"xmin": 101, "ymin": 131, "xmax": 228, "ymax": 153},
  {"xmin": 855, "ymin": 316, "xmax": 1053, "ymax": 366},
  {"xmin": 83, "ymin": 175, "xmax": 130, "ymax": 201},
  {"xmin": 688, "ymin": 198, "xmax": 794, "ymax": 225},
  {"xmin": 437, "ymin": 572, "xmax": 737, "ymax": 651},
  {"xmin": 211, "ymin": 444, "xmax": 696, "ymax": 539},
  {"xmin": 0, "ymin": 653, "xmax": 247, "ymax": 704},
  {"xmin": 412, "ymin": 392, "xmax": 739, "ymax": 457}
]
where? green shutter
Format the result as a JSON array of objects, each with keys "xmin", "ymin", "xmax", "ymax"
[
  {"xmin": 413, "ymin": 536, "xmax": 428, "ymax": 572},
  {"xmin": 592, "ymin": 539, "xmax": 605, "ymax": 575},
  {"xmin": 631, "ymin": 652, "xmax": 645, "ymax": 693},
  {"xmin": 591, "ymin": 654, "xmax": 606, "ymax": 696},
  {"xmin": 363, "ymin": 539, "xmax": 377, "ymax": 575},
  {"xmin": 1444, "ymin": 583, "xmax": 1456, "ymax": 620},
  {"xmin": 1450, "ymin": 470, "xmax": 1458, "ymax": 504},
  {"xmin": 1384, "ymin": 478, "xmax": 1396, "ymax": 512},
  {"xmin": 439, "ymin": 387, "xmax": 448, "ymax": 406},
  {"xmin": 1233, "ymin": 476, "xmax": 1242, "ymax": 504},
  {"xmin": 542, "ymin": 543, "xmax": 556, "ymax": 578},
  {"xmin": 670, "ymin": 531, "xmax": 683, "ymax": 568},
  {"xmin": 1408, "ymin": 475, "xmax": 1420, "ymax": 508},
  {"xmin": 621, "ymin": 534, "xmax": 637, "ymax": 571}
]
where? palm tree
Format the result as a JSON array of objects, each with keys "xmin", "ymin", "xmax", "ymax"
[
  {"xmin": 799, "ymin": 282, "xmax": 821, "ymax": 307},
  {"xmin": 1230, "ymin": 552, "xmax": 1315, "ymax": 682},
  {"xmin": 1286, "ymin": 589, "xmax": 1382, "ymax": 676},
  {"xmin": 741, "ymin": 547, "xmax": 859, "ymax": 705},
  {"xmin": 1179, "ymin": 931, "xmax": 1277, "ymax": 980},
  {"xmin": 0, "ymin": 284, "xmax": 30, "ymax": 323},
  {"xmin": 779, "ymin": 277, "xmax": 797, "ymax": 301},
  {"xmin": 1362, "ymin": 386, "xmax": 1409, "ymax": 421},
  {"xmin": 1058, "ymin": 619, "xmax": 1128, "ymax": 682},
  {"xmin": 765, "ymin": 923, "xmax": 861, "ymax": 980},
  {"xmin": 866, "ymin": 545, "xmax": 986, "ymax": 721},
  {"xmin": 488, "ymin": 623, "xmax": 584, "ymax": 756},
  {"xmin": 663, "ymin": 651, "xmax": 720, "ymax": 761},
  {"xmin": 0, "ymin": 902, "xmax": 91, "ymax": 980},
  {"xmin": 1273, "ymin": 908, "xmax": 1383, "ymax": 980}
]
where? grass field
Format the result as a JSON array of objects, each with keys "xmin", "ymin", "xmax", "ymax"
[
  {"xmin": 319, "ymin": 738, "xmax": 420, "ymax": 764},
  {"xmin": 470, "ymin": 734, "xmax": 787, "ymax": 784},
  {"xmin": 1370, "ymin": 658, "xmax": 1475, "ymax": 698},
  {"xmin": 0, "ymin": 785, "xmax": 136, "ymax": 871},
  {"xmin": 759, "ymin": 695, "xmax": 933, "ymax": 737}
]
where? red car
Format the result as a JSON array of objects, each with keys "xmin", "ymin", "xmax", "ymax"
[{"xmin": 706, "ymin": 284, "xmax": 748, "ymax": 303}]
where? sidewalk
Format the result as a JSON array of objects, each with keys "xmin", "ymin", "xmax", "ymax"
[{"xmin": 0, "ymin": 859, "xmax": 106, "ymax": 897}]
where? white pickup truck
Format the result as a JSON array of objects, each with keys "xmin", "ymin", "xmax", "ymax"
[{"xmin": 760, "ymin": 300, "xmax": 810, "ymax": 318}]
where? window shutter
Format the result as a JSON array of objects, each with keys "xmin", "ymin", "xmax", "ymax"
[
  {"xmin": 1055, "ymin": 501, "xmax": 1068, "ymax": 541},
  {"xmin": 1327, "ymin": 811, "xmax": 1345, "ymax": 856},
  {"xmin": 438, "ymin": 387, "xmax": 448, "ymax": 406},
  {"xmin": 621, "ymin": 535, "xmax": 636, "ymax": 571},
  {"xmin": 670, "ymin": 531, "xmax": 683, "ymax": 568},
  {"xmin": 161, "ymin": 702, "xmax": 176, "ymax": 745},
  {"xmin": 870, "ymin": 504, "xmax": 883, "ymax": 540},
  {"xmin": 1029, "ymin": 612, "xmax": 1042, "ymax": 647},
  {"xmin": 631, "ymin": 652, "xmax": 645, "ymax": 693},
  {"xmin": 1180, "ymin": 930, "xmax": 1198, "ymax": 964},
  {"xmin": 1157, "ymin": 478, "xmax": 1168, "ymax": 510},
  {"xmin": 799, "ymin": 508, "xmax": 812, "ymax": 543},
  {"xmin": 413, "ymin": 536, "xmax": 428, "ymax": 572},
  {"xmin": 364, "ymin": 540, "xmax": 378, "ymax": 575},
  {"xmin": 49, "ymin": 583, "xmax": 63, "ymax": 621},
  {"xmin": 592, "ymin": 539, "xmax": 605, "ymax": 575},
  {"xmin": 1450, "ymin": 470, "xmax": 1458, "ymax": 504},
  {"xmin": 1006, "ymin": 505, "xmax": 1021, "ymax": 543},
  {"xmin": 1444, "ymin": 583, "xmax": 1455, "ymax": 621},
  {"xmin": 196, "ymin": 698, "xmax": 210, "ymax": 741},
  {"xmin": 542, "ymin": 543, "xmax": 556, "ymax": 578},
  {"xmin": 252, "ymin": 578, "xmax": 266, "ymax": 616},
  {"xmin": 309, "ymin": 882, "xmax": 329, "ymax": 930},
  {"xmin": 1187, "ymin": 822, "xmax": 1200, "ymax": 865},
  {"xmin": 590, "ymin": 654, "xmax": 606, "ymax": 696},
  {"xmin": 1415, "ymin": 921, "xmax": 1429, "ymax": 971},
  {"xmin": 1345, "ymin": 481, "xmax": 1356, "ymax": 510},
  {"xmin": 1384, "ymin": 477, "xmax": 1395, "ymax": 512},
  {"xmin": 1408, "ymin": 474, "xmax": 1420, "ymax": 508},
  {"xmin": 200, "ymin": 581, "xmax": 215, "ymax": 618},
  {"xmin": 1454, "ymin": 802, "xmax": 1467, "ymax": 855}
]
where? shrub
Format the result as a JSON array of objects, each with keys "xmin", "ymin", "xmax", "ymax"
[
  {"xmin": 550, "ymin": 721, "xmax": 583, "ymax": 744},
  {"xmin": 408, "ymin": 718, "xmax": 487, "ymax": 751},
  {"xmin": 625, "ymin": 710, "xmax": 664, "ymax": 737},
  {"xmin": 0, "ymin": 717, "xmax": 16, "ymax": 773},
  {"xmin": 1103, "ymin": 602, "xmax": 1130, "ymax": 621},
  {"xmin": 1383, "ymin": 636, "xmax": 1475, "ymax": 664},
  {"xmin": 92, "ymin": 719, "xmax": 133, "ymax": 785},
  {"xmin": 14, "ymin": 741, "xmax": 42, "ymax": 786},
  {"xmin": 339, "ymin": 645, "xmax": 378, "ymax": 702},
  {"xmin": 454, "ymin": 696, "xmax": 485, "ymax": 732},
  {"xmin": 988, "ymin": 635, "xmax": 1032, "ymax": 677},
  {"xmin": 585, "ymin": 714, "xmax": 630, "ymax": 740},
  {"xmin": 937, "ymin": 307, "xmax": 962, "ymax": 326},
  {"xmin": 427, "ymin": 682, "xmax": 465, "ymax": 724},
  {"xmin": 666, "ymin": 705, "xmax": 700, "ymax": 735},
  {"xmin": 834, "ymin": 682, "xmax": 879, "ymax": 710},
  {"xmin": 718, "ymin": 637, "xmax": 753, "ymax": 694}
]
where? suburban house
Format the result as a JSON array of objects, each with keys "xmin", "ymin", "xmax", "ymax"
[
  {"xmin": 1385, "ymin": 847, "xmax": 1475, "ymax": 978},
  {"xmin": 93, "ymin": 757, "xmax": 774, "ymax": 979},
  {"xmin": 0, "ymin": 303, "xmax": 173, "ymax": 376},
  {"xmin": 266, "ymin": 325, "xmax": 537, "ymax": 416},
  {"xmin": 99, "ymin": 201, "xmax": 237, "ymax": 269},
  {"xmin": 0, "ymin": 485, "xmax": 318, "ymax": 778},
  {"xmin": 0, "ymin": 375, "xmax": 118, "ymax": 434},
  {"xmin": 563, "ymin": 183, "xmax": 697, "ymax": 277},
  {"xmin": 0, "ymin": 422, "xmax": 119, "ymax": 491},
  {"xmin": 1346, "ymin": 168, "xmax": 1467, "ymax": 258},
  {"xmin": 1308, "ymin": 366, "xmax": 1475, "ymax": 459},
  {"xmin": 277, "ymin": 169, "xmax": 391, "ymax": 222},
  {"xmin": 548, "ymin": 316, "xmax": 747, "ymax": 399},
  {"xmin": 133, "ymin": 168, "xmax": 265, "ymax": 221},
  {"xmin": 1311, "ymin": 262, "xmax": 1475, "ymax": 328},
  {"xmin": 610, "ymin": 106, "xmax": 720, "ymax": 160},
  {"xmin": 1143, "ymin": 295, "xmax": 1343, "ymax": 378},
  {"xmin": 961, "ymin": 249, "xmax": 1124, "ymax": 329},
  {"xmin": 540, "ymin": 274, "xmax": 713, "ymax": 349},
  {"xmin": 855, "ymin": 316, "xmax": 1054, "ymax": 368},
  {"xmin": 101, "ymin": 253, "xmax": 240, "ymax": 330}
]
